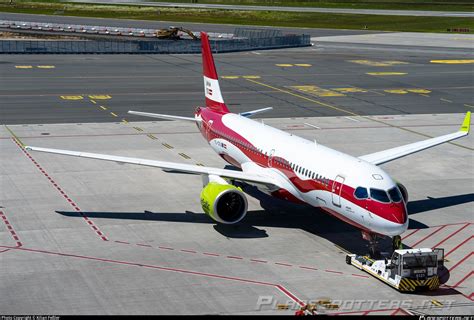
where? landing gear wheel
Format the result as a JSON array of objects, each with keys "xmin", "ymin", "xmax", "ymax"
[{"xmin": 392, "ymin": 235, "xmax": 402, "ymax": 252}]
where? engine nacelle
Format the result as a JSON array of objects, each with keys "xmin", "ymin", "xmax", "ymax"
[
  {"xmin": 200, "ymin": 182, "xmax": 248, "ymax": 224},
  {"xmin": 396, "ymin": 182, "xmax": 409, "ymax": 203}
]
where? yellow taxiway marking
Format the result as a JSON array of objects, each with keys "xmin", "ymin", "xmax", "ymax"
[
  {"xmin": 162, "ymin": 143, "xmax": 174, "ymax": 149},
  {"xmin": 37, "ymin": 65, "xmax": 55, "ymax": 69},
  {"xmin": 440, "ymin": 98, "xmax": 453, "ymax": 103},
  {"xmin": 242, "ymin": 75, "xmax": 261, "ymax": 79},
  {"xmin": 99, "ymin": 106, "xmax": 107, "ymax": 110},
  {"xmin": 90, "ymin": 99, "xmax": 97, "ymax": 104},
  {"xmin": 407, "ymin": 89, "xmax": 431, "ymax": 94},
  {"xmin": 110, "ymin": 112, "xmax": 118, "ymax": 117},
  {"xmin": 133, "ymin": 127, "xmax": 143, "ymax": 132},
  {"xmin": 4, "ymin": 125, "xmax": 25, "ymax": 147},
  {"xmin": 291, "ymin": 85, "xmax": 345, "ymax": 97},
  {"xmin": 276, "ymin": 64, "xmax": 294, "ymax": 67},
  {"xmin": 15, "ymin": 65, "xmax": 33, "ymax": 69},
  {"xmin": 332, "ymin": 87, "xmax": 367, "ymax": 93},
  {"xmin": 121, "ymin": 119, "xmax": 128, "ymax": 124},
  {"xmin": 349, "ymin": 60, "xmax": 408, "ymax": 67},
  {"xmin": 88, "ymin": 95, "xmax": 111, "ymax": 100},
  {"xmin": 60, "ymin": 95, "xmax": 83, "ymax": 100},
  {"xmin": 366, "ymin": 72, "xmax": 407, "ymax": 76},
  {"xmin": 431, "ymin": 60, "xmax": 474, "ymax": 64},
  {"xmin": 147, "ymin": 134, "xmax": 157, "ymax": 140},
  {"xmin": 384, "ymin": 89, "xmax": 408, "ymax": 94},
  {"xmin": 246, "ymin": 78, "xmax": 473, "ymax": 152},
  {"xmin": 196, "ymin": 163, "xmax": 205, "ymax": 166},
  {"xmin": 221, "ymin": 76, "xmax": 240, "ymax": 79},
  {"xmin": 431, "ymin": 300, "xmax": 443, "ymax": 307},
  {"xmin": 294, "ymin": 64, "xmax": 312, "ymax": 67},
  {"xmin": 464, "ymin": 104, "xmax": 474, "ymax": 109},
  {"xmin": 179, "ymin": 153, "xmax": 191, "ymax": 159}
]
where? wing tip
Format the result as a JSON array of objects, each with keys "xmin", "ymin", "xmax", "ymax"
[{"xmin": 460, "ymin": 111, "xmax": 471, "ymax": 133}]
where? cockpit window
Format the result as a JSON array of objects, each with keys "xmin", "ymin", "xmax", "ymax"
[
  {"xmin": 354, "ymin": 187, "xmax": 368, "ymax": 199},
  {"xmin": 370, "ymin": 188, "xmax": 390, "ymax": 203},
  {"xmin": 388, "ymin": 187, "xmax": 402, "ymax": 203}
]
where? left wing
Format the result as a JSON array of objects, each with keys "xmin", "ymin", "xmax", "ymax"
[
  {"xmin": 239, "ymin": 107, "xmax": 273, "ymax": 118},
  {"xmin": 25, "ymin": 146, "xmax": 281, "ymax": 189},
  {"xmin": 359, "ymin": 112, "xmax": 470, "ymax": 165}
]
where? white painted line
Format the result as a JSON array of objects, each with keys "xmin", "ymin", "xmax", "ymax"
[
  {"xmin": 304, "ymin": 123, "xmax": 321, "ymax": 129},
  {"xmin": 344, "ymin": 116, "xmax": 360, "ymax": 122}
]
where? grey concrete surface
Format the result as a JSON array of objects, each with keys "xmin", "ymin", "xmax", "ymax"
[
  {"xmin": 0, "ymin": 114, "xmax": 473, "ymax": 314},
  {"xmin": 313, "ymin": 32, "xmax": 474, "ymax": 49},
  {"xmin": 66, "ymin": 0, "xmax": 474, "ymax": 17}
]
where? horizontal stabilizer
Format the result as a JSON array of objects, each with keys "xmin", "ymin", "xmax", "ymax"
[
  {"xmin": 239, "ymin": 107, "xmax": 273, "ymax": 118},
  {"xmin": 128, "ymin": 110, "xmax": 199, "ymax": 122}
]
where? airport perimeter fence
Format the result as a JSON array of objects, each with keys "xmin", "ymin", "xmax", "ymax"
[{"xmin": 0, "ymin": 34, "xmax": 311, "ymax": 54}]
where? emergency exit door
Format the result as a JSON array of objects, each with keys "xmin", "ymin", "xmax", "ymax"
[{"xmin": 331, "ymin": 175, "xmax": 345, "ymax": 207}]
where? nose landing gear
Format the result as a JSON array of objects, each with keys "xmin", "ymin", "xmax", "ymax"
[{"xmin": 362, "ymin": 231, "xmax": 380, "ymax": 258}]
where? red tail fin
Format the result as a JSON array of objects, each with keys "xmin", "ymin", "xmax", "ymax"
[{"xmin": 201, "ymin": 32, "xmax": 229, "ymax": 113}]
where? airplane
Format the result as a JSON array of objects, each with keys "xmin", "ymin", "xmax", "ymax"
[{"xmin": 26, "ymin": 32, "xmax": 471, "ymax": 255}]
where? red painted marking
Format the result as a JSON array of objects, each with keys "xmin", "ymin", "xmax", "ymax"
[
  {"xmin": 351, "ymin": 273, "xmax": 370, "ymax": 278},
  {"xmin": 203, "ymin": 252, "xmax": 220, "ymax": 257},
  {"xmin": 181, "ymin": 249, "xmax": 197, "ymax": 254},
  {"xmin": 250, "ymin": 259, "xmax": 268, "ymax": 263},
  {"xmin": 452, "ymin": 271, "xmax": 473, "ymax": 288},
  {"xmin": 274, "ymin": 262, "xmax": 293, "ymax": 267},
  {"xmin": 0, "ymin": 245, "xmax": 304, "ymax": 305},
  {"xmin": 401, "ymin": 228, "xmax": 420, "ymax": 240},
  {"xmin": 298, "ymin": 266, "xmax": 317, "ymax": 271},
  {"xmin": 158, "ymin": 246, "xmax": 174, "ymax": 250},
  {"xmin": 325, "ymin": 269, "xmax": 343, "ymax": 275},
  {"xmin": 448, "ymin": 252, "xmax": 473, "ymax": 272},
  {"xmin": 136, "ymin": 244, "xmax": 152, "ymax": 248},
  {"xmin": 11, "ymin": 138, "xmax": 108, "ymax": 241},
  {"xmin": 410, "ymin": 225, "xmax": 447, "ymax": 247},
  {"xmin": 432, "ymin": 223, "xmax": 471, "ymax": 249},
  {"xmin": 275, "ymin": 285, "xmax": 304, "ymax": 307},
  {"xmin": 227, "ymin": 256, "xmax": 244, "ymax": 260},
  {"xmin": 445, "ymin": 236, "xmax": 473, "ymax": 257},
  {"xmin": 114, "ymin": 241, "xmax": 130, "ymax": 245},
  {"xmin": 0, "ymin": 210, "xmax": 22, "ymax": 247}
]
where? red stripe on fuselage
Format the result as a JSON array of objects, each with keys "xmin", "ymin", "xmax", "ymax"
[{"xmin": 196, "ymin": 107, "xmax": 405, "ymax": 229}]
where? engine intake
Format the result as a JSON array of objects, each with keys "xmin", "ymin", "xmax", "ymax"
[{"xmin": 200, "ymin": 182, "xmax": 248, "ymax": 224}]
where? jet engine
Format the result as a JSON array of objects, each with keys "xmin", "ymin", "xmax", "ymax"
[
  {"xmin": 200, "ymin": 182, "xmax": 248, "ymax": 224},
  {"xmin": 396, "ymin": 182, "xmax": 409, "ymax": 203}
]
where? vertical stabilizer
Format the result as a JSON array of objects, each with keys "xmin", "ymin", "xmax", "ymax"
[{"xmin": 201, "ymin": 32, "xmax": 229, "ymax": 113}]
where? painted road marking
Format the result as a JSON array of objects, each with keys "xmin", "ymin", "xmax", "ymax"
[
  {"xmin": 162, "ymin": 143, "xmax": 174, "ymax": 149},
  {"xmin": 133, "ymin": 127, "xmax": 143, "ymax": 132},
  {"xmin": 37, "ymin": 65, "xmax": 55, "ymax": 69},
  {"xmin": 276, "ymin": 64, "xmax": 293, "ymax": 67},
  {"xmin": 242, "ymin": 75, "xmax": 261, "ymax": 79},
  {"xmin": 384, "ymin": 89, "xmax": 408, "ymax": 94},
  {"xmin": 349, "ymin": 60, "xmax": 408, "ymax": 67},
  {"xmin": 88, "ymin": 95, "xmax": 111, "ymax": 100},
  {"xmin": 294, "ymin": 64, "xmax": 312, "ymax": 67},
  {"xmin": 121, "ymin": 119, "xmax": 128, "ymax": 124},
  {"xmin": 221, "ymin": 76, "xmax": 240, "ymax": 79},
  {"xmin": 147, "ymin": 134, "xmax": 157, "ymax": 140},
  {"xmin": 332, "ymin": 87, "xmax": 367, "ymax": 93},
  {"xmin": 179, "ymin": 153, "xmax": 191, "ymax": 159},
  {"xmin": 464, "ymin": 104, "xmax": 474, "ymax": 109},
  {"xmin": 366, "ymin": 72, "xmax": 407, "ymax": 76},
  {"xmin": 304, "ymin": 123, "xmax": 321, "ymax": 130},
  {"xmin": 245, "ymin": 78, "xmax": 473, "ymax": 152},
  {"xmin": 15, "ymin": 65, "xmax": 33, "ymax": 69},
  {"xmin": 407, "ymin": 89, "xmax": 431, "ymax": 94},
  {"xmin": 90, "ymin": 100, "xmax": 97, "ymax": 104},
  {"xmin": 60, "ymin": 95, "xmax": 83, "ymax": 100},
  {"xmin": 431, "ymin": 60, "xmax": 474, "ymax": 64},
  {"xmin": 196, "ymin": 163, "xmax": 205, "ymax": 166},
  {"xmin": 222, "ymin": 75, "xmax": 261, "ymax": 79},
  {"xmin": 344, "ymin": 116, "xmax": 360, "ymax": 122},
  {"xmin": 110, "ymin": 112, "xmax": 118, "ymax": 117},
  {"xmin": 290, "ymin": 85, "xmax": 345, "ymax": 97},
  {"xmin": 99, "ymin": 106, "xmax": 107, "ymax": 110},
  {"xmin": 440, "ymin": 98, "xmax": 453, "ymax": 103}
]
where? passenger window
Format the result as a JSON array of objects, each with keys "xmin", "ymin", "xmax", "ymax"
[
  {"xmin": 354, "ymin": 187, "xmax": 368, "ymax": 199},
  {"xmin": 370, "ymin": 188, "xmax": 391, "ymax": 203}
]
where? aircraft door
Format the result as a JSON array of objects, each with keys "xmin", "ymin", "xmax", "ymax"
[
  {"xmin": 331, "ymin": 175, "xmax": 345, "ymax": 207},
  {"xmin": 268, "ymin": 149, "xmax": 275, "ymax": 168}
]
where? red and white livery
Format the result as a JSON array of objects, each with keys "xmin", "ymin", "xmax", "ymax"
[{"xmin": 27, "ymin": 32, "xmax": 471, "ymax": 250}]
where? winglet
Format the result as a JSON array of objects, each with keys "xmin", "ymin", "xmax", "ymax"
[{"xmin": 460, "ymin": 111, "xmax": 471, "ymax": 133}]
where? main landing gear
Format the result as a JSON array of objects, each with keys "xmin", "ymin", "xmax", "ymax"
[{"xmin": 362, "ymin": 232, "xmax": 403, "ymax": 258}]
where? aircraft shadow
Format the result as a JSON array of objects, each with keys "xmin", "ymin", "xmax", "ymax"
[{"xmin": 407, "ymin": 193, "xmax": 474, "ymax": 215}]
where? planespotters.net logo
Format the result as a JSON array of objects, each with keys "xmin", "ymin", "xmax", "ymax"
[{"xmin": 255, "ymin": 296, "xmax": 459, "ymax": 314}]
